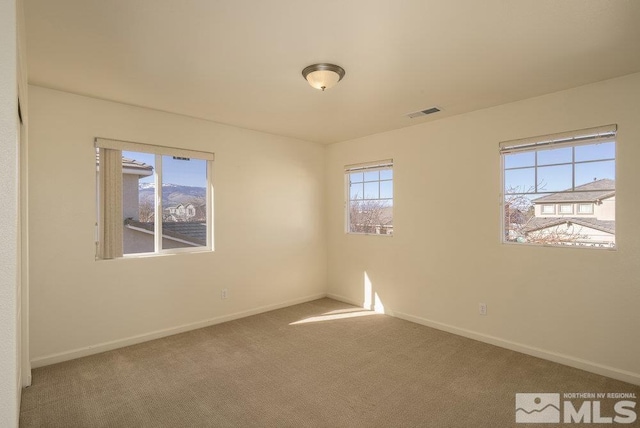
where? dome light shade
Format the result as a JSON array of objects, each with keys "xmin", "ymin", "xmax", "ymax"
[{"xmin": 302, "ymin": 63, "xmax": 345, "ymax": 91}]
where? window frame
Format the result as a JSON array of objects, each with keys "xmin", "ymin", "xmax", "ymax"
[
  {"xmin": 500, "ymin": 125, "xmax": 616, "ymax": 249},
  {"xmin": 577, "ymin": 203, "xmax": 594, "ymax": 215},
  {"xmin": 559, "ymin": 204, "xmax": 574, "ymax": 214},
  {"xmin": 95, "ymin": 138, "xmax": 214, "ymax": 259},
  {"xmin": 344, "ymin": 160, "xmax": 393, "ymax": 236},
  {"xmin": 541, "ymin": 204, "xmax": 556, "ymax": 215},
  {"xmin": 141, "ymin": 153, "xmax": 213, "ymax": 257}
]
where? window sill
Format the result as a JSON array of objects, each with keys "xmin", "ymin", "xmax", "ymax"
[
  {"xmin": 96, "ymin": 248, "xmax": 213, "ymax": 261},
  {"xmin": 346, "ymin": 232, "xmax": 394, "ymax": 237},
  {"xmin": 501, "ymin": 241, "xmax": 616, "ymax": 251}
]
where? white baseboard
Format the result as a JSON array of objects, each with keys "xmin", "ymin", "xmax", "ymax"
[
  {"xmin": 395, "ymin": 311, "xmax": 640, "ymax": 386},
  {"xmin": 32, "ymin": 292, "xmax": 640, "ymax": 386},
  {"xmin": 31, "ymin": 292, "xmax": 327, "ymax": 369},
  {"xmin": 327, "ymin": 293, "xmax": 640, "ymax": 386},
  {"xmin": 326, "ymin": 292, "xmax": 393, "ymax": 315}
]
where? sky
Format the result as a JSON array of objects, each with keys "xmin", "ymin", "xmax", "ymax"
[
  {"xmin": 503, "ymin": 141, "xmax": 615, "ymax": 195},
  {"xmin": 124, "ymin": 151, "xmax": 207, "ymax": 188},
  {"xmin": 349, "ymin": 169, "xmax": 393, "ymax": 201}
]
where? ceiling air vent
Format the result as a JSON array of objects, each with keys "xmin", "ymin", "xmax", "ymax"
[{"xmin": 405, "ymin": 107, "xmax": 441, "ymax": 119}]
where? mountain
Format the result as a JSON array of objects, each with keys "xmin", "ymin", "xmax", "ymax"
[{"xmin": 139, "ymin": 183, "xmax": 206, "ymax": 207}]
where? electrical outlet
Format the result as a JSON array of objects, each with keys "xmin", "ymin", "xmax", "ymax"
[
  {"xmin": 221, "ymin": 288, "xmax": 228, "ymax": 299},
  {"xmin": 479, "ymin": 303, "xmax": 487, "ymax": 316}
]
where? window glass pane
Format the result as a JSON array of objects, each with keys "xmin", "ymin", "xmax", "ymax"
[
  {"xmin": 363, "ymin": 171, "xmax": 379, "ymax": 182},
  {"xmin": 380, "ymin": 180, "xmax": 393, "ymax": 199},
  {"xmin": 541, "ymin": 205, "xmax": 555, "ymax": 214},
  {"xmin": 537, "ymin": 147, "xmax": 572, "ymax": 165},
  {"xmin": 559, "ymin": 204, "xmax": 573, "ymax": 214},
  {"xmin": 504, "ymin": 168, "xmax": 535, "ymax": 193},
  {"xmin": 122, "ymin": 151, "xmax": 155, "ymax": 255},
  {"xmin": 380, "ymin": 169, "xmax": 393, "ymax": 180},
  {"xmin": 575, "ymin": 160, "xmax": 615, "ymax": 188},
  {"xmin": 504, "ymin": 152, "xmax": 535, "ymax": 169},
  {"xmin": 578, "ymin": 204, "xmax": 593, "ymax": 214},
  {"xmin": 161, "ymin": 155, "xmax": 207, "ymax": 249},
  {"xmin": 364, "ymin": 182, "xmax": 379, "ymax": 199},
  {"xmin": 350, "ymin": 183, "xmax": 363, "ymax": 200},
  {"xmin": 350, "ymin": 172, "xmax": 363, "ymax": 183},
  {"xmin": 537, "ymin": 164, "xmax": 572, "ymax": 192},
  {"xmin": 575, "ymin": 142, "xmax": 615, "ymax": 162}
]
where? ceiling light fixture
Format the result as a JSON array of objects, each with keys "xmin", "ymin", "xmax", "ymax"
[{"xmin": 302, "ymin": 63, "xmax": 345, "ymax": 91}]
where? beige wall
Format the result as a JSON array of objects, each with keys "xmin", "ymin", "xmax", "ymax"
[
  {"xmin": 326, "ymin": 73, "xmax": 640, "ymax": 384},
  {"xmin": 28, "ymin": 85, "xmax": 326, "ymax": 366}
]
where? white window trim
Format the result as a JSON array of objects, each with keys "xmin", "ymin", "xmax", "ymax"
[
  {"xmin": 541, "ymin": 204, "xmax": 556, "ymax": 214},
  {"xmin": 577, "ymin": 203, "xmax": 594, "ymax": 214},
  {"xmin": 500, "ymin": 125, "xmax": 616, "ymax": 250},
  {"xmin": 345, "ymin": 160, "xmax": 394, "ymax": 236},
  {"xmin": 559, "ymin": 204, "xmax": 573, "ymax": 214},
  {"xmin": 499, "ymin": 124, "xmax": 616, "ymax": 154},
  {"xmin": 95, "ymin": 138, "xmax": 214, "ymax": 258}
]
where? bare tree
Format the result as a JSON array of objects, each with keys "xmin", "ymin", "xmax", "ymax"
[
  {"xmin": 138, "ymin": 200, "xmax": 155, "ymax": 223},
  {"xmin": 503, "ymin": 185, "xmax": 535, "ymax": 241},
  {"xmin": 525, "ymin": 226, "xmax": 588, "ymax": 245},
  {"xmin": 349, "ymin": 198, "xmax": 392, "ymax": 234}
]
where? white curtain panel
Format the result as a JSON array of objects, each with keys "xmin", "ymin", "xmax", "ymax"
[{"xmin": 98, "ymin": 148, "xmax": 123, "ymax": 259}]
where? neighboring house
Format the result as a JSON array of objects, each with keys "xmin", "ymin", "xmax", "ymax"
[
  {"xmin": 523, "ymin": 179, "xmax": 615, "ymax": 246},
  {"xmin": 164, "ymin": 203, "xmax": 197, "ymax": 221}
]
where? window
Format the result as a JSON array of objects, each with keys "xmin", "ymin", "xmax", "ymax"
[
  {"xmin": 559, "ymin": 204, "xmax": 573, "ymax": 214},
  {"xmin": 346, "ymin": 160, "xmax": 393, "ymax": 235},
  {"xmin": 95, "ymin": 138, "xmax": 213, "ymax": 259},
  {"xmin": 501, "ymin": 125, "xmax": 616, "ymax": 248},
  {"xmin": 578, "ymin": 203, "xmax": 594, "ymax": 214},
  {"xmin": 541, "ymin": 205, "xmax": 555, "ymax": 215}
]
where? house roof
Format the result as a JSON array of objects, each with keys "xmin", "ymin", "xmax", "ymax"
[
  {"xmin": 523, "ymin": 217, "xmax": 615, "ymax": 235},
  {"xmin": 122, "ymin": 158, "xmax": 153, "ymax": 175},
  {"xmin": 124, "ymin": 219, "xmax": 207, "ymax": 246},
  {"xmin": 95, "ymin": 153, "xmax": 154, "ymax": 176},
  {"xmin": 532, "ymin": 179, "xmax": 615, "ymax": 204}
]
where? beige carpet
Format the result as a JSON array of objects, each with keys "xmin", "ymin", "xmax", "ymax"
[{"xmin": 20, "ymin": 298, "xmax": 639, "ymax": 427}]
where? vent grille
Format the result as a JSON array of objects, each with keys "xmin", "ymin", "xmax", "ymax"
[{"xmin": 405, "ymin": 107, "xmax": 441, "ymax": 119}]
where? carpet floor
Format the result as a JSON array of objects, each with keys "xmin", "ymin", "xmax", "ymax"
[{"xmin": 20, "ymin": 298, "xmax": 639, "ymax": 427}]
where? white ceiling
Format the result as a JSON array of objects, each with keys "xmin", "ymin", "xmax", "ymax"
[{"xmin": 24, "ymin": 0, "xmax": 640, "ymax": 144}]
